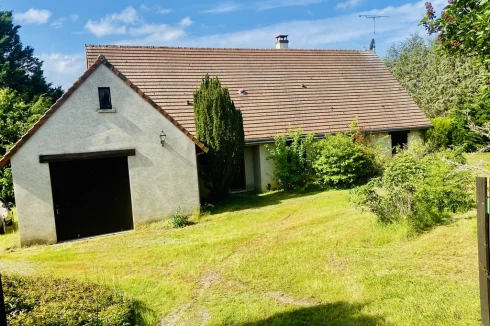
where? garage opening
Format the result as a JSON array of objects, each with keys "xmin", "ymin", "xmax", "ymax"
[{"xmin": 45, "ymin": 150, "xmax": 134, "ymax": 242}]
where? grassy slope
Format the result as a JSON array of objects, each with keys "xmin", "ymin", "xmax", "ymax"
[
  {"xmin": 466, "ymin": 152, "xmax": 490, "ymax": 172},
  {"xmin": 0, "ymin": 190, "xmax": 480, "ymax": 325}
]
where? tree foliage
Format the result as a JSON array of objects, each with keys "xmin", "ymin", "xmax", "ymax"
[
  {"xmin": 385, "ymin": 33, "xmax": 489, "ymax": 150},
  {"xmin": 193, "ymin": 75, "xmax": 244, "ymax": 202},
  {"xmin": 421, "ymin": 1, "xmax": 490, "ymax": 65},
  {"xmin": 0, "ymin": 10, "xmax": 62, "ymax": 201},
  {"xmin": 0, "ymin": 89, "xmax": 51, "ymax": 200},
  {"xmin": 0, "ymin": 11, "xmax": 61, "ymax": 101}
]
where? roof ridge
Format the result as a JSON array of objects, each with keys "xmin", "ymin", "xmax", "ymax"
[{"xmin": 85, "ymin": 44, "xmax": 374, "ymax": 53}]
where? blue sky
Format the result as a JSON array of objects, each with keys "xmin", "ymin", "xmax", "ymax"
[{"xmin": 3, "ymin": 0, "xmax": 446, "ymax": 89}]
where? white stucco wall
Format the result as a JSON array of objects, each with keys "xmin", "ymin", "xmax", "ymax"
[
  {"xmin": 244, "ymin": 146, "xmax": 255, "ymax": 190},
  {"xmin": 368, "ymin": 133, "xmax": 392, "ymax": 157},
  {"xmin": 256, "ymin": 144, "xmax": 279, "ymax": 192},
  {"xmin": 368, "ymin": 130, "xmax": 424, "ymax": 158},
  {"xmin": 11, "ymin": 65, "xmax": 201, "ymax": 246},
  {"xmin": 408, "ymin": 130, "xmax": 423, "ymax": 147}
]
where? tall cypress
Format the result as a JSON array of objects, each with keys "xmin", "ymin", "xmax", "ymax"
[{"xmin": 193, "ymin": 75, "xmax": 244, "ymax": 202}]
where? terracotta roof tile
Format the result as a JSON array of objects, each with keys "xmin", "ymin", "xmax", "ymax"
[{"xmin": 85, "ymin": 46, "xmax": 431, "ymax": 143}]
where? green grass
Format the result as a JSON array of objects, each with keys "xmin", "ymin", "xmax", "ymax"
[
  {"xmin": 466, "ymin": 152, "xmax": 490, "ymax": 173},
  {"xmin": 0, "ymin": 190, "xmax": 480, "ymax": 325}
]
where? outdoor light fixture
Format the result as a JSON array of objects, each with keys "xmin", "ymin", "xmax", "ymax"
[{"xmin": 160, "ymin": 130, "xmax": 167, "ymax": 147}]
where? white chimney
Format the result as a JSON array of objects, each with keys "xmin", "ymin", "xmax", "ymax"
[{"xmin": 275, "ymin": 35, "xmax": 289, "ymax": 49}]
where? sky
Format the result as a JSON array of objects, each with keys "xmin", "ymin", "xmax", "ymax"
[{"xmin": 2, "ymin": 0, "xmax": 447, "ymax": 89}]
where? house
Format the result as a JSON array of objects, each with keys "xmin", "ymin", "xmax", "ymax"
[
  {"xmin": 85, "ymin": 37, "xmax": 431, "ymax": 192},
  {"xmin": 0, "ymin": 36, "xmax": 431, "ymax": 246}
]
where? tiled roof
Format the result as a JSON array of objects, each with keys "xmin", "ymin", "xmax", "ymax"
[
  {"xmin": 88, "ymin": 46, "xmax": 431, "ymax": 143},
  {"xmin": 0, "ymin": 55, "xmax": 208, "ymax": 169}
]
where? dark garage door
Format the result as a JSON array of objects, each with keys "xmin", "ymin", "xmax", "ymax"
[{"xmin": 48, "ymin": 155, "xmax": 134, "ymax": 242}]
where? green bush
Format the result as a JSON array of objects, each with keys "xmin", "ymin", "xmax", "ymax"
[
  {"xmin": 4, "ymin": 274, "xmax": 145, "ymax": 326},
  {"xmin": 351, "ymin": 145, "xmax": 473, "ymax": 232},
  {"xmin": 171, "ymin": 209, "xmax": 190, "ymax": 228},
  {"xmin": 267, "ymin": 130, "xmax": 315, "ymax": 191},
  {"xmin": 312, "ymin": 133, "xmax": 382, "ymax": 187},
  {"xmin": 426, "ymin": 117, "xmax": 454, "ymax": 150}
]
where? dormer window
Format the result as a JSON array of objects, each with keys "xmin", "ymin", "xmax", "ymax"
[{"xmin": 98, "ymin": 87, "xmax": 112, "ymax": 110}]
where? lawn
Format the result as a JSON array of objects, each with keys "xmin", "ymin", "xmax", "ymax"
[
  {"xmin": 466, "ymin": 152, "xmax": 490, "ymax": 173},
  {"xmin": 0, "ymin": 188, "xmax": 480, "ymax": 325}
]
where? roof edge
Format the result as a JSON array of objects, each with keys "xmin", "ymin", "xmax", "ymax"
[
  {"xmin": 0, "ymin": 55, "xmax": 208, "ymax": 169},
  {"xmin": 244, "ymin": 125, "xmax": 433, "ymax": 145}
]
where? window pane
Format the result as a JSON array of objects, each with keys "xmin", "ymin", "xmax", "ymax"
[{"xmin": 98, "ymin": 87, "xmax": 112, "ymax": 109}]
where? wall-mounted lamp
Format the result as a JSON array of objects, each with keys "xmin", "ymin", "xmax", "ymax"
[{"xmin": 160, "ymin": 130, "xmax": 167, "ymax": 147}]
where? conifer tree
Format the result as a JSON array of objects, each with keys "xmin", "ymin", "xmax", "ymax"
[{"xmin": 193, "ymin": 75, "xmax": 244, "ymax": 202}]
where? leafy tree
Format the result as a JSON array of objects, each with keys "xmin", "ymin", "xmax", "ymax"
[
  {"xmin": 420, "ymin": 1, "xmax": 490, "ymax": 151},
  {"xmin": 385, "ymin": 33, "xmax": 489, "ymax": 150},
  {"xmin": 421, "ymin": 1, "xmax": 490, "ymax": 65},
  {"xmin": 0, "ymin": 89, "xmax": 51, "ymax": 200},
  {"xmin": 0, "ymin": 11, "xmax": 63, "ymax": 201},
  {"xmin": 0, "ymin": 10, "xmax": 62, "ymax": 102},
  {"xmin": 193, "ymin": 75, "xmax": 244, "ymax": 202}
]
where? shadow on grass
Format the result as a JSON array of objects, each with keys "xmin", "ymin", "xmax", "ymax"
[
  {"xmin": 239, "ymin": 302, "xmax": 386, "ymax": 326},
  {"xmin": 209, "ymin": 187, "xmax": 323, "ymax": 215},
  {"xmin": 134, "ymin": 301, "xmax": 159, "ymax": 326}
]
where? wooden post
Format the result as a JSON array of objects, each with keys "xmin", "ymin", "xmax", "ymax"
[
  {"xmin": 477, "ymin": 177, "xmax": 490, "ymax": 326},
  {"xmin": 0, "ymin": 274, "xmax": 6, "ymax": 326}
]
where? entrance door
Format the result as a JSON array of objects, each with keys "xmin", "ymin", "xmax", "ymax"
[{"xmin": 49, "ymin": 156, "xmax": 133, "ymax": 242}]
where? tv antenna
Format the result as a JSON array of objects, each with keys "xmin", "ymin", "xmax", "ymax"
[{"xmin": 359, "ymin": 15, "xmax": 389, "ymax": 51}]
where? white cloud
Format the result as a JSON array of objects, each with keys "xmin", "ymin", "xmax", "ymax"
[
  {"xmin": 179, "ymin": 17, "xmax": 193, "ymax": 27},
  {"xmin": 140, "ymin": 4, "xmax": 172, "ymax": 14},
  {"xmin": 52, "ymin": 13, "xmax": 80, "ymax": 28},
  {"xmin": 38, "ymin": 53, "xmax": 86, "ymax": 89},
  {"xmin": 115, "ymin": 15, "xmax": 194, "ymax": 45},
  {"xmin": 125, "ymin": 24, "xmax": 187, "ymax": 43},
  {"xmin": 201, "ymin": 3, "xmax": 242, "ymax": 14},
  {"xmin": 256, "ymin": 0, "xmax": 325, "ymax": 11},
  {"xmin": 157, "ymin": 8, "xmax": 173, "ymax": 14},
  {"xmin": 85, "ymin": 7, "xmax": 139, "ymax": 37},
  {"xmin": 51, "ymin": 18, "xmax": 66, "ymax": 29},
  {"xmin": 119, "ymin": 18, "xmax": 193, "ymax": 45},
  {"xmin": 14, "ymin": 9, "xmax": 51, "ymax": 24},
  {"xmin": 336, "ymin": 0, "xmax": 361, "ymax": 10}
]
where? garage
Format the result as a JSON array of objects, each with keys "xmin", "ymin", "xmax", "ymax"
[
  {"xmin": 0, "ymin": 57, "xmax": 206, "ymax": 246},
  {"xmin": 45, "ymin": 150, "xmax": 134, "ymax": 242}
]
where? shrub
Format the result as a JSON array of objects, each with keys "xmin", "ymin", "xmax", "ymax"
[
  {"xmin": 312, "ymin": 132, "xmax": 382, "ymax": 187},
  {"xmin": 171, "ymin": 209, "xmax": 190, "ymax": 228},
  {"xmin": 351, "ymin": 144, "xmax": 473, "ymax": 232},
  {"xmin": 267, "ymin": 130, "xmax": 314, "ymax": 191},
  {"xmin": 426, "ymin": 117, "xmax": 454, "ymax": 150},
  {"xmin": 3, "ymin": 274, "xmax": 144, "ymax": 326}
]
